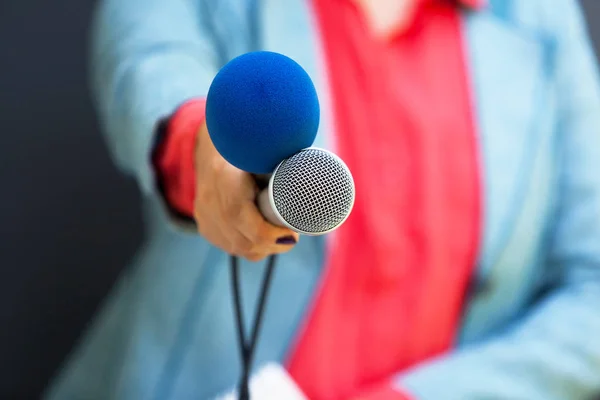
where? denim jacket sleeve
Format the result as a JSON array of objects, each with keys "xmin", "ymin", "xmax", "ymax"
[{"xmin": 90, "ymin": 0, "xmax": 225, "ymax": 200}]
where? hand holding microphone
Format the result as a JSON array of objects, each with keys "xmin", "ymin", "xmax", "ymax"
[
  {"xmin": 193, "ymin": 120, "xmax": 299, "ymax": 262},
  {"xmin": 193, "ymin": 51, "xmax": 354, "ymax": 262},
  {"xmin": 203, "ymin": 51, "xmax": 355, "ymax": 238}
]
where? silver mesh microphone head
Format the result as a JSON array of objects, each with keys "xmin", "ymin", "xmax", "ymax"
[{"xmin": 267, "ymin": 148, "xmax": 355, "ymax": 235}]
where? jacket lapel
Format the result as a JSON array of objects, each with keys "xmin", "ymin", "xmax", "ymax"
[
  {"xmin": 459, "ymin": 3, "xmax": 559, "ymax": 340},
  {"xmin": 464, "ymin": 7, "xmax": 550, "ymax": 279}
]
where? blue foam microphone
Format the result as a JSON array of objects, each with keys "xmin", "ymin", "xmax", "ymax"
[
  {"xmin": 206, "ymin": 51, "xmax": 355, "ymax": 235},
  {"xmin": 206, "ymin": 51, "xmax": 320, "ymax": 174}
]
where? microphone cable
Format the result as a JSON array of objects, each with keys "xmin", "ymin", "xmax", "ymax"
[{"xmin": 230, "ymin": 254, "xmax": 278, "ymax": 400}]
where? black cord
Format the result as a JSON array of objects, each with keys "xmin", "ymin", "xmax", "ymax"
[{"xmin": 230, "ymin": 254, "xmax": 278, "ymax": 400}]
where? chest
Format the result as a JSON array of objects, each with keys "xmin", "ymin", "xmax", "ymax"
[
  {"xmin": 206, "ymin": 0, "xmax": 561, "ymax": 339},
  {"xmin": 279, "ymin": 0, "xmax": 558, "ymax": 336}
]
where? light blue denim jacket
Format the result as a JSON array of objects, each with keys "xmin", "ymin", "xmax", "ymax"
[{"xmin": 46, "ymin": 0, "xmax": 600, "ymax": 399}]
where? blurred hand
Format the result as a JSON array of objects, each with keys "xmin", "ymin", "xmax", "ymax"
[{"xmin": 193, "ymin": 121, "xmax": 299, "ymax": 261}]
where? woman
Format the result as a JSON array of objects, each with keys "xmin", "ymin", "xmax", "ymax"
[{"xmin": 46, "ymin": 0, "xmax": 600, "ymax": 399}]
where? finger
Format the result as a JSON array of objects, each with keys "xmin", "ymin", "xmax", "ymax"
[
  {"xmin": 244, "ymin": 251, "xmax": 269, "ymax": 263},
  {"xmin": 227, "ymin": 204, "xmax": 299, "ymax": 258},
  {"xmin": 199, "ymin": 205, "xmax": 296, "ymax": 259},
  {"xmin": 194, "ymin": 195, "xmax": 250, "ymax": 256},
  {"xmin": 216, "ymin": 175, "xmax": 298, "ymax": 248},
  {"xmin": 236, "ymin": 201, "xmax": 299, "ymax": 250},
  {"xmin": 195, "ymin": 213, "xmax": 234, "ymax": 253},
  {"xmin": 215, "ymin": 167, "xmax": 299, "ymax": 254}
]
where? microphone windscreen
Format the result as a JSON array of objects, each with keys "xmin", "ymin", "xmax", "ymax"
[{"xmin": 206, "ymin": 51, "xmax": 320, "ymax": 174}]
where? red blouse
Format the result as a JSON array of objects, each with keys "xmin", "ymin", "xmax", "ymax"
[{"xmin": 286, "ymin": 0, "xmax": 481, "ymax": 398}]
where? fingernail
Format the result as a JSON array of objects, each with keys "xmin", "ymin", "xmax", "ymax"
[{"xmin": 276, "ymin": 236, "xmax": 297, "ymax": 245}]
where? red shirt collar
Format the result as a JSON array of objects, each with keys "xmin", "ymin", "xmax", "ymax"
[{"xmin": 457, "ymin": 0, "xmax": 486, "ymax": 11}]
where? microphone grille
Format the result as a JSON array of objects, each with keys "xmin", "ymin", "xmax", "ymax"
[{"xmin": 271, "ymin": 148, "xmax": 355, "ymax": 235}]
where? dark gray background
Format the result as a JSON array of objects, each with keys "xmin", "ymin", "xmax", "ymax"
[{"xmin": 0, "ymin": 1, "xmax": 598, "ymax": 398}]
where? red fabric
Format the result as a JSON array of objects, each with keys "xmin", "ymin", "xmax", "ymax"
[
  {"xmin": 286, "ymin": 0, "xmax": 482, "ymax": 399},
  {"xmin": 461, "ymin": 0, "xmax": 486, "ymax": 9},
  {"xmin": 153, "ymin": 99, "xmax": 206, "ymax": 217},
  {"xmin": 354, "ymin": 383, "xmax": 412, "ymax": 400}
]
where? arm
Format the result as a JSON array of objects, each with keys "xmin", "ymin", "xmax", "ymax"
[
  {"xmin": 356, "ymin": 1, "xmax": 600, "ymax": 399},
  {"xmin": 90, "ymin": 0, "xmax": 220, "ymax": 200}
]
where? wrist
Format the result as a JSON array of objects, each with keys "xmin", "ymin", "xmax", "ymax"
[{"xmin": 153, "ymin": 99, "xmax": 207, "ymax": 217}]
